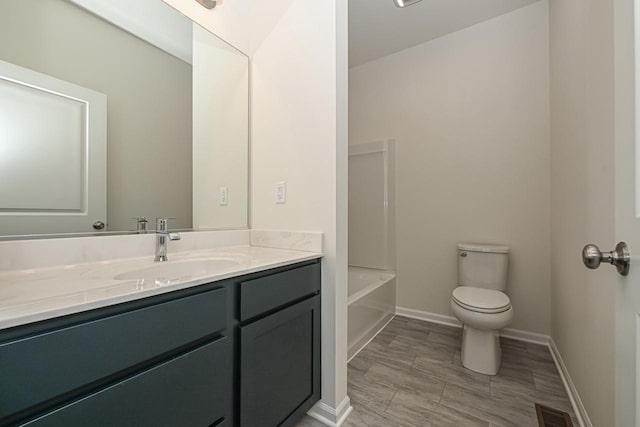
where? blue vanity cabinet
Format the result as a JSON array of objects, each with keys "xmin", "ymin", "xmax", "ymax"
[{"xmin": 0, "ymin": 259, "xmax": 321, "ymax": 427}]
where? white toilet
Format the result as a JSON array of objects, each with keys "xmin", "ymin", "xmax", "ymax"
[{"xmin": 450, "ymin": 243, "xmax": 513, "ymax": 375}]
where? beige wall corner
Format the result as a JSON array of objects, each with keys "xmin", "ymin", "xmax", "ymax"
[{"xmin": 550, "ymin": 0, "xmax": 616, "ymax": 425}]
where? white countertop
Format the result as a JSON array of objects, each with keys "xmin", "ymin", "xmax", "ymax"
[{"xmin": 0, "ymin": 245, "xmax": 321, "ymax": 330}]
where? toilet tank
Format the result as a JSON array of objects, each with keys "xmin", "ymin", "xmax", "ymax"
[{"xmin": 457, "ymin": 243, "xmax": 509, "ymax": 291}]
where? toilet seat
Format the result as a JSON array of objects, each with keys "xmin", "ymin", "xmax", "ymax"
[{"xmin": 452, "ymin": 287, "xmax": 511, "ymax": 314}]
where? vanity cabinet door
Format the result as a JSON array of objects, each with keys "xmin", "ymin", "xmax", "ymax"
[{"xmin": 240, "ymin": 296, "xmax": 320, "ymax": 427}]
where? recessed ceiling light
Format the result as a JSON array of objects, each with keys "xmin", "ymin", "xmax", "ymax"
[{"xmin": 393, "ymin": 0, "xmax": 423, "ymax": 7}]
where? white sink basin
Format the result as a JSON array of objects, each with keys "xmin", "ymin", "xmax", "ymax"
[{"xmin": 114, "ymin": 258, "xmax": 240, "ymax": 283}]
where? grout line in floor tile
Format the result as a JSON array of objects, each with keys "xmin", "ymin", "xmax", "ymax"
[
  {"xmin": 361, "ymin": 363, "xmax": 373, "ymax": 376},
  {"xmin": 384, "ymin": 388, "xmax": 399, "ymax": 412},
  {"xmin": 438, "ymin": 383, "xmax": 446, "ymax": 404}
]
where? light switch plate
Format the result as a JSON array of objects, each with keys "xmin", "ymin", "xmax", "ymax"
[
  {"xmin": 219, "ymin": 186, "xmax": 228, "ymax": 206},
  {"xmin": 275, "ymin": 181, "xmax": 286, "ymax": 204}
]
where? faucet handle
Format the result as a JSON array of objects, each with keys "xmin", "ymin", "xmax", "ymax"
[
  {"xmin": 155, "ymin": 217, "xmax": 176, "ymax": 231},
  {"xmin": 132, "ymin": 217, "xmax": 148, "ymax": 231}
]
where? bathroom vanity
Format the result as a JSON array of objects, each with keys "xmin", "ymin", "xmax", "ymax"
[{"xmin": 0, "ymin": 249, "xmax": 321, "ymax": 427}]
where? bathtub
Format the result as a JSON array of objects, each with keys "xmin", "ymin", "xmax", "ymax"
[{"xmin": 348, "ymin": 266, "xmax": 396, "ymax": 361}]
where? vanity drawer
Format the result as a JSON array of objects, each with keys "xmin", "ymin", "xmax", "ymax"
[
  {"xmin": 240, "ymin": 262, "xmax": 320, "ymax": 321},
  {"xmin": 22, "ymin": 337, "xmax": 230, "ymax": 427},
  {"xmin": 0, "ymin": 287, "xmax": 226, "ymax": 420}
]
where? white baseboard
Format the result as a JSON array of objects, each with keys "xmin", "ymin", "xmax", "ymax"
[
  {"xmin": 307, "ymin": 396, "xmax": 353, "ymax": 427},
  {"xmin": 549, "ymin": 338, "xmax": 592, "ymax": 427},
  {"xmin": 396, "ymin": 306, "xmax": 588, "ymax": 426},
  {"xmin": 396, "ymin": 306, "xmax": 462, "ymax": 329},
  {"xmin": 500, "ymin": 327, "xmax": 550, "ymax": 346},
  {"xmin": 396, "ymin": 306, "xmax": 548, "ymax": 345}
]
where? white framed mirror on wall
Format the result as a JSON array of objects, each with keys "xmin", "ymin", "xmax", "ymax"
[{"xmin": 0, "ymin": 0, "xmax": 249, "ymax": 238}]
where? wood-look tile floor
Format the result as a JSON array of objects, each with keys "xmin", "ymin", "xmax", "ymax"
[{"xmin": 297, "ymin": 316, "xmax": 578, "ymax": 427}]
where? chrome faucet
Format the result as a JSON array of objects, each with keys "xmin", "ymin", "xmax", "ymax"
[
  {"xmin": 154, "ymin": 217, "xmax": 181, "ymax": 262},
  {"xmin": 133, "ymin": 217, "xmax": 148, "ymax": 233}
]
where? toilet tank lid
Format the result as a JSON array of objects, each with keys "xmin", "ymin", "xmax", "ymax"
[{"xmin": 458, "ymin": 243, "xmax": 509, "ymax": 254}]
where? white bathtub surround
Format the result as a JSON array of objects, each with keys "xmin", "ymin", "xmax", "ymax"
[
  {"xmin": 348, "ymin": 267, "xmax": 396, "ymax": 304},
  {"xmin": 347, "ymin": 267, "xmax": 396, "ymax": 360},
  {"xmin": 348, "ymin": 140, "xmax": 396, "ymax": 272},
  {"xmin": 347, "ymin": 140, "xmax": 397, "ymax": 363},
  {"xmin": 0, "ymin": 244, "xmax": 321, "ymax": 330},
  {"xmin": 250, "ymin": 229, "xmax": 323, "ymax": 253},
  {"xmin": 0, "ymin": 229, "xmax": 250, "ymax": 273}
]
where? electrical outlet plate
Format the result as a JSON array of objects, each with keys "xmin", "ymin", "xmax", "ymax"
[
  {"xmin": 275, "ymin": 181, "xmax": 286, "ymax": 204},
  {"xmin": 219, "ymin": 187, "xmax": 228, "ymax": 206}
]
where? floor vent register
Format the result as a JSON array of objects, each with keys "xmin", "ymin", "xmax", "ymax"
[{"xmin": 535, "ymin": 403, "xmax": 574, "ymax": 427}]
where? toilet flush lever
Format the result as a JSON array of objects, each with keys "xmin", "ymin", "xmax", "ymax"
[{"xmin": 582, "ymin": 242, "xmax": 630, "ymax": 276}]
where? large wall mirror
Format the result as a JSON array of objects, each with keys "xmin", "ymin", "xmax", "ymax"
[{"xmin": 0, "ymin": 0, "xmax": 249, "ymax": 238}]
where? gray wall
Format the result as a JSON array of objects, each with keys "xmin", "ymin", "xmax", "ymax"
[
  {"xmin": 0, "ymin": 0, "xmax": 193, "ymax": 231},
  {"xmin": 349, "ymin": 2, "xmax": 551, "ymax": 334},
  {"xmin": 550, "ymin": 0, "xmax": 615, "ymax": 424}
]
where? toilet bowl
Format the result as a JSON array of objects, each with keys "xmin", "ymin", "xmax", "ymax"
[
  {"xmin": 452, "ymin": 243, "xmax": 512, "ymax": 375},
  {"xmin": 451, "ymin": 286, "xmax": 513, "ymax": 375}
]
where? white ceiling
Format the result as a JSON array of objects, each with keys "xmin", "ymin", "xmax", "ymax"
[{"xmin": 349, "ymin": 0, "xmax": 541, "ymax": 67}]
